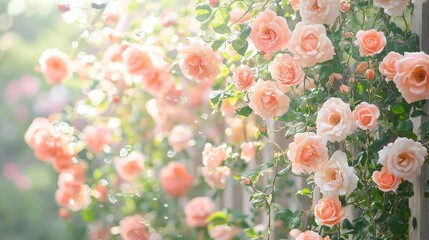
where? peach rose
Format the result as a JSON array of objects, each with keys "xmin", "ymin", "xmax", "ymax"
[
  {"xmin": 249, "ymin": 9, "xmax": 292, "ymax": 53},
  {"xmin": 232, "ymin": 65, "xmax": 255, "ymax": 91},
  {"xmin": 296, "ymin": 231, "xmax": 331, "ymax": 240},
  {"xmin": 268, "ymin": 54, "xmax": 304, "ymax": 87},
  {"xmin": 393, "ymin": 52, "xmax": 429, "ymax": 103},
  {"xmin": 287, "ymin": 23, "xmax": 335, "ymax": 67},
  {"xmin": 229, "ymin": 9, "xmax": 251, "ymax": 24},
  {"xmin": 379, "ymin": 52, "xmax": 403, "ymax": 81},
  {"xmin": 374, "ymin": 0, "xmax": 408, "ymax": 16},
  {"xmin": 290, "ymin": 0, "xmax": 300, "ymax": 10},
  {"xmin": 226, "ymin": 118, "xmax": 245, "ymax": 144},
  {"xmin": 114, "ymin": 152, "xmax": 145, "ymax": 182},
  {"xmin": 355, "ymin": 29, "xmax": 386, "ymax": 57},
  {"xmin": 372, "ymin": 166, "xmax": 403, "ymax": 192},
  {"xmin": 160, "ymin": 162, "xmax": 193, "ymax": 197},
  {"xmin": 122, "ymin": 45, "xmax": 153, "ymax": 74},
  {"xmin": 240, "ymin": 142, "xmax": 257, "ymax": 162},
  {"xmin": 298, "ymin": 0, "xmax": 341, "ymax": 26},
  {"xmin": 314, "ymin": 196, "xmax": 346, "ymax": 227},
  {"xmin": 84, "ymin": 125, "xmax": 112, "ymax": 153},
  {"xmin": 119, "ymin": 215, "xmax": 149, "ymax": 240},
  {"xmin": 353, "ymin": 102, "xmax": 380, "ymax": 130},
  {"xmin": 168, "ymin": 125, "xmax": 193, "ymax": 152},
  {"xmin": 209, "ymin": 224, "xmax": 240, "ymax": 240},
  {"xmin": 248, "ymin": 79, "xmax": 290, "ymax": 119},
  {"xmin": 202, "ymin": 143, "xmax": 230, "ymax": 168},
  {"xmin": 316, "ymin": 97, "xmax": 356, "ymax": 142},
  {"xmin": 55, "ymin": 184, "xmax": 91, "ymax": 211},
  {"xmin": 177, "ymin": 41, "xmax": 223, "ymax": 82},
  {"xmin": 184, "ymin": 197, "xmax": 215, "ymax": 227},
  {"xmin": 378, "ymin": 138, "xmax": 427, "ymax": 181},
  {"xmin": 140, "ymin": 67, "xmax": 173, "ymax": 96},
  {"xmin": 287, "ymin": 132, "xmax": 329, "ymax": 175},
  {"xmin": 314, "ymin": 150, "xmax": 358, "ymax": 196},
  {"xmin": 38, "ymin": 48, "xmax": 71, "ymax": 84},
  {"xmin": 25, "ymin": 117, "xmax": 52, "ymax": 150},
  {"xmin": 202, "ymin": 166, "xmax": 231, "ymax": 189}
]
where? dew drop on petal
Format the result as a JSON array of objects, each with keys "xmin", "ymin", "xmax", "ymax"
[
  {"xmin": 108, "ymin": 194, "xmax": 117, "ymax": 204},
  {"xmin": 167, "ymin": 150, "xmax": 176, "ymax": 158}
]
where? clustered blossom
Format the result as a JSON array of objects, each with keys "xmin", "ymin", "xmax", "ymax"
[{"xmin": 201, "ymin": 143, "xmax": 231, "ymax": 189}]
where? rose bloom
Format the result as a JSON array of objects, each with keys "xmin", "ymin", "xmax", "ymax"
[
  {"xmin": 229, "ymin": 9, "xmax": 251, "ymax": 24},
  {"xmin": 314, "ymin": 196, "xmax": 346, "ymax": 228},
  {"xmin": 378, "ymin": 138, "xmax": 427, "ymax": 181},
  {"xmin": 249, "ymin": 9, "xmax": 292, "ymax": 53},
  {"xmin": 140, "ymin": 67, "xmax": 173, "ymax": 96},
  {"xmin": 287, "ymin": 132, "xmax": 329, "ymax": 175},
  {"xmin": 314, "ymin": 150, "xmax": 358, "ymax": 197},
  {"xmin": 168, "ymin": 124, "xmax": 193, "ymax": 152},
  {"xmin": 177, "ymin": 41, "xmax": 223, "ymax": 82},
  {"xmin": 374, "ymin": 0, "xmax": 409, "ymax": 16},
  {"xmin": 379, "ymin": 52, "xmax": 403, "ymax": 81},
  {"xmin": 240, "ymin": 142, "xmax": 257, "ymax": 162},
  {"xmin": 287, "ymin": 23, "xmax": 335, "ymax": 67},
  {"xmin": 184, "ymin": 196, "xmax": 215, "ymax": 227},
  {"xmin": 38, "ymin": 48, "xmax": 71, "ymax": 84},
  {"xmin": 119, "ymin": 215, "xmax": 150, "ymax": 240},
  {"xmin": 114, "ymin": 152, "xmax": 145, "ymax": 182},
  {"xmin": 393, "ymin": 52, "xmax": 429, "ymax": 103},
  {"xmin": 299, "ymin": 0, "xmax": 341, "ymax": 26},
  {"xmin": 316, "ymin": 97, "xmax": 356, "ymax": 142},
  {"xmin": 353, "ymin": 102, "xmax": 380, "ymax": 130},
  {"xmin": 122, "ymin": 45, "xmax": 153, "ymax": 74},
  {"xmin": 209, "ymin": 224, "xmax": 240, "ymax": 240},
  {"xmin": 355, "ymin": 29, "xmax": 387, "ymax": 57},
  {"xmin": 84, "ymin": 125, "xmax": 112, "ymax": 153},
  {"xmin": 372, "ymin": 166, "xmax": 402, "ymax": 192},
  {"xmin": 248, "ymin": 79, "xmax": 290, "ymax": 119},
  {"xmin": 160, "ymin": 162, "xmax": 193, "ymax": 197},
  {"xmin": 55, "ymin": 184, "xmax": 91, "ymax": 211},
  {"xmin": 202, "ymin": 143, "xmax": 230, "ymax": 168},
  {"xmin": 268, "ymin": 54, "xmax": 304, "ymax": 87},
  {"xmin": 232, "ymin": 65, "xmax": 255, "ymax": 91},
  {"xmin": 226, "ymin": 118, "xmax": 245, "ymax": 144},
  {"xmin": 202, "ymin": 166, "xmax": 231, "ymax": 189},
  {"xmin": 25, "ymin": 117, "xmax": 52, "ymax": 151},
  {"xmin": 290, "ymin": 0, "xmax": 300, "ymax": 10},
  {"xmin": 296, "ymin": 231, "xmax": 331, "ymax": 240}
]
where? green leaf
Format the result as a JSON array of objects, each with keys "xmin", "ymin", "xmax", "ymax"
[
  {"xmin": 240, "ymin": 26, "xmax": 251, "ymax": 39},
  {"xmin": 244, "ymin": 228, "xmax": 257, "ymax": 237},
  {"xmin": 213, "ymin": 23, "xmax": 231, "ymax": 34},
  {"xmin": 232, "ymin": 38, "xmax": 248, "ymax": 56},
  {"xmin": 276, "ymin": 165, "xmax": 292, "ymax": 177},
  {"xmin": 207, "ymin": 211, "xmax": 227, "ymax": 225},
  {"xmin": 276, "ymin": 208, "xmax": 301, "ymax": 228},
  {"xmin": 391, "ymin": 104, "xmax": 405, "ymax": 114},
  {"xmin": 195, "ymin": 5, "xmax": 212, "ymax": 22},
  {"xmin": 387, "ymin": 216, "xmax": 407, "ymax": 236},
  {"xmin": 238, "ymin": 105, "xmax": 252, "ymax": 117},
  {"xmin": 212, "ymin": 8, "xmax": 230, "ymax": 34},
  {"xmin": 297, "ymin": 188, "xmax": 312, "ymax": 197},
  {"xmin": 241, "ymin": 170, "xmax": 259, "ymax": 183},
  {"xmin": 212, "ymin": 38, "xmax": 226, "ymax": 51}
]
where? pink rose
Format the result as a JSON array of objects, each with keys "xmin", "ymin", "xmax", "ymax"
[
  {"xmin": 119, "ymin": 215, "xmax": 150, "ymax": 240},
  {"xmin": 240, "ymin": 142, "xmax": 257, "ymax": 162},
  {"xmin": 378, "ymin": 138, "xmax": 427, "ymax": 181},
  {"xmin": 374, "ymin": 0, "xmax": 408, "ymax": 16},
  {"xmin": 353, "ymin": 102, "xmax": 380, "ymax": 130},
  {"xmin": 84, "ymin": 125, "xmax": 112, "ymax": 153},
  {"xmin": 55, "ymin": 184, "xmax": 91, "ymax": 211},
  {"xmin": 168, "ymin": 125, "xmax": 193, "ymax": 152},
  {"xmin": 24, "ymin": 117, "xmax": 52, "ymax": 150},
  {"xmin": 202, "ymin": 166, "xmax": 231, "ymax": 189},
  {"xmin": 122, "ymin": 45, "xmax": 153, "ymax": 74},
  {"xmin": 296, "ymin": 231, "xmax": 331, "ymax": 240},
  {"xmin": 314, "ymin": 196, "xmax": 346, "ymax": 227},
  {"xmin": 316, "ymin": 97, "xmax": 356, "ymax": 142},
  {"xmin": 202, "ymin": 143, "xmax": 230, "ymax": 168},
  {"xmin": 249, "ymin": 9, "xmax": 292, "ymax": 53},
  {"xmin": 209, "ymin": 224, "xmax": 240, "ymax": 240},
  {"xmin": 38, "ymin": 49, "xmax": 71, "ymax": 84},
  {"xmin": 114, "ymin": 152, "xmax": 145, "ymax": 181},
  {"xmin": 226, "ymin": 118, "xmax": 245, "ymax": 144},
  {"xmin": 160, "ymin": 162, "xmax": 193, "ymax": 197},
  {"xmin": 232, "ymin": 65, "xmax": 255, "ymax": 91},
  {"xmin": 393, "ymin": 52, "xmax": 429, "ymax": 103},
  {"xmin": 372, "ymin": 166, "xmax": 402, "ymax": 192},
  {"xmin": 229, "ymin": 9, "xmax": 251, "ymax": 24},
  {"xmin": 268, "ymin": 54, "xmax": 305, "ymax": 87},
  {"xmin": 287, "ymin": 132, "xmax": 329, "ymax": 175},
  {"xmin": 379, "ymin": 52, "xmax": 403, "ymax": 81},
  {"xmin": 178, "ymin": 41, "xmax": 223, "ymax": 82},
  {"xmin": 248, "ymin": 79, "xmax": 290, "ymax": 119},
  {"xmin": 298, "ymin": 0, "xmax": 341, "ymax": 25},
  {"xmin": 287, "ymin": 23, "xmax": 335, "ymax": 67},
  {"xmin": 140, "ymin": 67, "xmax": 173, "ymax": 96},
  {"xmin": 184, "ymin": 197, "xmax": 215, "ymax": 227},
  {"xmin": 355, "ymin": 29, "xmax": 386, "ymax": 57},
  {"xmin": 290, "ymin": 0, "xmax": 300, "ymax": 10},
  {"xmin": 314, "ymin": 150, "xmax": 358, "ymax": 196}
]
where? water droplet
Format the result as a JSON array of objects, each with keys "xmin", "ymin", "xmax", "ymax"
[
  {"xmin": 201, "ymin": 114, "xmax": 208, "ymax": 120},
  {"xmin": 100, "ymin": 179, "xmax": 109, "ymax": 186},
  {"xmin": 71, "ymin": 157, "xmax": 78, "ymax": 164},
  {"xmin": 119, "ymin": 148, "xmax": 128, "ymax": 157},
  {"xmin": 167, "ymin": 150, "xmax": 176, "ymax": 158},
  {"xmin": 104, "ymin": 158, "xmax": 112, "ymax": 164},
  {"xmin": 72, "ymin": 41, "xmax": 79, "ymax": 48},
  {"xmin": 69, "ymin": 199, "xmax": 75, "ymax": 205},
  {"xmin": 164, "ymin": 204, "xmax": 169, "ymax": 208},
  {"xmin": 152, "ymin": 197, "xmax": 157, "ymax": 201},
  {"xmin": 108, "ymin": 194, "xmax": 118, "ymax": 204},
  {"xmin": 164, "ymin": 216, "xmax": 169, "ymax": 220},
  {"xmin": 176, "ymin": 234, "xmax": 183, "ymax": 238},
  {"xmin": 180, "ymin": 94, "xmax": 188, "ymax": 103}
]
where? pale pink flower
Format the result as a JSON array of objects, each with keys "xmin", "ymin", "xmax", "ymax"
[
  {"xmin": 168, "ymin": 125, "xmax": 193, "ymax": 152},
  {"xmin": 355, "ymin": 29, "xmax": 386, "ymax": 57},
  {"xmin": 240, "ymin": 142, "xmax": 257, "ymax": 162},
  {"xmin": 248, "ymin": 79, "xmax": 290, "ymax": 119},
  {"xmin": 160, "ymin": 162, "xmax": 193, "ymax": 197},
  {"xmin": 353, "ymin": 102, "xmax": 380, "ymax": 130},
  {"xmin": 122, "ymin": 45, "xmax": 153, "ymax": 74},
  {"xmin": 202, "ymin": 143, "xmax": 230, "ymax": 168},
  {"xmin": 38, "ymin": 49, "xmax": 71, "ymax": 84},
  {"xmin": 374, "ymin": 0, "xmax": 409, "ymax": 16},
  {"xmin": 184, "ymin": 197, "xmax": 215, "ymax": 227},
  {"xmin": 119, "ymin": 215, "xmax": 150, "ymax": 240},
  {"xmin": 379, "ymin": 52, "xmax": 403, "ymax": 81},
  {"xmin": 114, "ymin": 152, "xmax": 145, "ymax": 182},
  {"xmin": 299, "ymin": 0, "xmax": 341, "ymax": 25},
  {"xmin": 314, "ymin": 196, "xmax": 346, "ymax": 227},
  {"xmin": 268, "ymin": 54, "xmax": 304, "ymax": 87},
  {"xmin": 232, "ymin": 65, "xmax": 255, "ymax": 91},
  {"xmin": 84, "ymin": 125, "xmax": 112, "ymax": 153},
  {"xmin": 296, "ymin": 231, "xmax": 331, "ymax": 240},
  {"xmin": 209, "ymin": 224, "xmax": 240, "ymax": 240},
  {"xmin": 372, "ymin": 167, "xmax": 402, "ymax": 192},
  {"xmin": 202, "ymin": 166, "xmax": 231, "ymax": 189}
]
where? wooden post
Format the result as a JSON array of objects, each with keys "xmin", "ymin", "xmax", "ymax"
[{"xmin": 410, "ymin": 1, "xmax": 429, "ymax": 239}]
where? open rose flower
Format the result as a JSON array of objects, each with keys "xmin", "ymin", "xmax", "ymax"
[
  {"xmin": 287, "ymin": 132, "xmax": 329, "ymax": 175},
  {"xmin": 240, "ymin": 142, "xmax": 257, "ymax": 162},
  {"xmin": 248, "ymin": 79, "xmax": 290, "ymax": 119},
  {"xmin": 353, "ymin": 102, "xmax": 380, "ymax": 130},
  {"xmin": 184, "ymin": 197, "xmax": 215, "ymax": 227},
  {"xmin": 314, "ymin": 196, "xmax": 346, "ymax": 227},
  {"xmin": 314, "ymin": 150, "xmax": 358, "ymax": 196},
  {"xmin": 84, "ymin": 125, "xmax": 112, "ymax": 153},
  {"xmin": 140, "ymin": 67, "xmax": 173, "ymax": 96},
  {"xmin": 249, "ymin": 9, "xmax": 292, "ymax": 53},
  {"xmin": 114, "ymin": 152, "xmax": 145, "ymax": 182},
  {"xmin": 316, "ymin": 97, "xmax": 356, "ymax": 142},
  {"xmin": 160, "ymin": 162, "xmax": 194, "ymax": 197},
  {"xmin": 374, "ymin": 0, "xmax": 409, "ymax": 16},
  {"xmin": 177, "ymin": 41, "xmax": 223, "ymax": 82},
  {"xmin": 393, "ymin": 52, "xmax": 429, "ymax": 103},
  {"xmin": 168, "ymin": 124, "xmax": 193, "ymax": 152},
  {"xmin": 119, "ymin": 215, "xmax": 149, "ymax": 240},
  {"xmin": 372, "ymin": 166, "xmax": 402, "ymax": 192},
  {"xmin": 287, "ymin": 23, "xmax": 335, "ymax": 67},
  {"xmin": 268, "ymin": 54, "xmax": 304, "ymax": 87},
  {"xmin": 39, "ymin": 48, "xmax": 71, "ymax": 85},
  {"xmin": 209, "ymin": 224, "xmax": 240, "ymax": 240},
  {"xmin": 299, "ymin": 0, "xmax": 341, "ymax": 26},
  {"xmin": 202, "ymin": 143, "xmax": 230, "ymax": 168},
  {"xmin": 55, "ymin": 184, "xmax": 91, "ymax": 211},
  {"xmin": 122, "ymin": 45, "xmax": 153, "ymax": 74},
  {"xmin": 378, "ymin": 138, "xmax": 427, "ymax": 181},
  {"xmin": 379, "ymin": 52, "xmax": 403, "ymax": 81},
  {"xmin": 233, "ymin": 65, "xmax": 255, "ymax": 91},
  {"xmin": 355, "ymin": 29, "xmax": 386, "ymax": 57},
  {"xmin": 202, "ymin": 166, "xmax": 231, "ymax": 189},
  {"xmin": 296, "ymin": 231, "xmax": 331, "ymax": 240}
]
